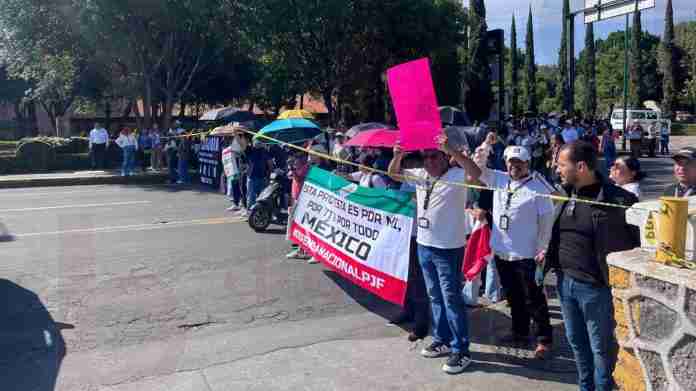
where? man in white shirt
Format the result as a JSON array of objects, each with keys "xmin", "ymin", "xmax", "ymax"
[
  {"xmin": 89, "ymin": 122, "xmax": 110, "ymax": 169},
  {"xmin": 561, "ymin": 120, "xmax": 579, "ymax": 144},
  {"xmin": 477, "ymin": 145, "xmax": 555, "ymax": 359},
  {"xmin": 388, "ymin": 134, "xmax": 481, "ymax": 375}
]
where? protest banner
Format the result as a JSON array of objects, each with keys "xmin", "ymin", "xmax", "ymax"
[
  {"xmin": 199, "ymin": 136, "xmax": 222, "ymax": 187},
  {"xmin": 289, "ymin": 167, "xmax": 415, "ymax": 305},
  {"xmin": 387, "ymin": 58, "xmax": 442, "ymax": 151}
]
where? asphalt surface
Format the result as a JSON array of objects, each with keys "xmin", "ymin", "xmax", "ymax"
[{"xmin": 0, "ymin": 155, "xmax": 680, "ymax": 391}]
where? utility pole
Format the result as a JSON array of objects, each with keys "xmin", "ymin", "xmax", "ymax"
[
  {"xmin": 567, "ymin": 13, "xmax": 575, "ymax": 115},
  {"xmin": 623, "ymin": 13, "xmax": 629, "ymax": 150}
]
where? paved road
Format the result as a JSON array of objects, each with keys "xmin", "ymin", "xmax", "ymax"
[{"xmin": 0, "ymin": 152, "xmax": 681, "ymax": 391}]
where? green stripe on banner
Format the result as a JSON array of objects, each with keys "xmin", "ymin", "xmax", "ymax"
[{"xmin": 304, "ymin": 167, "xmax": 415, "ymax": 217}]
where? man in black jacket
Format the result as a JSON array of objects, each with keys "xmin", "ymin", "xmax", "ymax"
[
  {"xmin": 663, "ymin": 147, "xmax": 696, "ymax": 198},
  {"xmin": 545, "ymin": 141, "xmax": 640, "ymax": 391}
]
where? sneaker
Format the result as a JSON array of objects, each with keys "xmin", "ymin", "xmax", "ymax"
[
  {"xmin": 442, "ymin": 352, "xmax": 472, "ymax": 374},
  {"xmin": 226, "ymin": 205, "xmax": 241, "ymax": 212},
  {"xmin": 307, "ymin": 257, "xmax": 319, "ymax": 264},
  {"xmin": 420, "ymin": 341, "xmax": 451, "ymax": 358},
  {"xmin": 286, "ymin": 248, "xmax": 302, "ymax": 259}
]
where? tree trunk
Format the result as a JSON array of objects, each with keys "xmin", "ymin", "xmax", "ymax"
[
  {"xmin": 143, "ymin": 78, "xmax": 153, "ymax": 129},
  {"xmin": 299, "ymin": 95, "xmax": 304, "ymax": 109},
  {"xmin": 178, "ymin": 99, "xmax": 186, "ymax": 119},
  {"xmin": 162, "ymin": 93, "xmax": 174, "ymax": 130},
  {"xmin": 322, "ymin": 89, "xmax": 335, "ymax": 127},
  {"xmin": 104, "ymin": 100, "xmax": 112, "ymax": 130},
  {"xmin": 132, "ymin": 98, "xmax": 143, "ymax": 130}
]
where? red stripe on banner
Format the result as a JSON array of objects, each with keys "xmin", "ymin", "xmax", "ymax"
[{"xmin": 290, "ymin": 222, "xmax": 407, "ymax": 306}]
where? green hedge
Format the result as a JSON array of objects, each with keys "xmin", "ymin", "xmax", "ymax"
[{"xmin": 672, "ymin": 123, "xmax": 696, "ymax": 136}]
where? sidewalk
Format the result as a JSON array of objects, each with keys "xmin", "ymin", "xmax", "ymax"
[{"xmin": 0, "ymin": 169, "xmax": 172, "ymax": 189}]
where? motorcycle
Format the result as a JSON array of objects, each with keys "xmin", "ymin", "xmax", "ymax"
[{"xmin": 247, "ymin": 169, "xmax": 289, "ymax": 232}]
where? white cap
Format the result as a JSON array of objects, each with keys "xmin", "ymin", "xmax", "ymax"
[{"xmin": 504, "ymin": 146, "xmax": 531, "ymax": 162}]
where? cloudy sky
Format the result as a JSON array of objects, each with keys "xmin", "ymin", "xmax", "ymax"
[{"xmin": 482, "ymin": 0, "xmax": 695, "ymax": 65}]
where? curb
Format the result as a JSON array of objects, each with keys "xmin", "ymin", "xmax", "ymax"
[{"xmin": 0, "ymin": 173, "xmax": 173, "ymax": 189}]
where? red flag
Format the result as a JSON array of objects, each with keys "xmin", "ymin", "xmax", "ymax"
[{"xmin": 462, "ymin": 221, "xmax": 493, "ymax": 281}]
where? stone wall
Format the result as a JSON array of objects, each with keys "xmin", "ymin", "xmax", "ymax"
[{"xmin": 608, "ymin": 248, "xmax": 696, "ymax": 391}]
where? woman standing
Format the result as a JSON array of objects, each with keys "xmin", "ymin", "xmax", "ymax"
[
  {"xmin": 115, "ymin": 128, "xmax": 138, "ymax": 177},
  {"xmin": 609, "ymin": 156, "xmax": 646, "ymax": 200}
]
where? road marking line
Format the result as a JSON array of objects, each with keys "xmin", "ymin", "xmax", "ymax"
[
  {"xmin": 14, "ymin": 217, "xmax": 245, "ymax": 238},
  {"xmin": 0, "ymin": 188, "xmax": 114, "ymax": 198},
  {"xmin": 0, "ymin": 201, "xmax": 152, "ymax": 213}
]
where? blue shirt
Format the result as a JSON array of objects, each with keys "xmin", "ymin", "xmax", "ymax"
[{"xmin": 139, "ymin": 134, "xmax": 153, "ymax": 149}]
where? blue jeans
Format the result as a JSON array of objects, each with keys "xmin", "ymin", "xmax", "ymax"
[
  {"xmin": 121, "ymin": 146, "xmax": 136, "ymax": 176},
  {"xmin": 557, "ymin": 272, "xmax": 618, "ymax": 391},
  {"xmin": 417, "ymin": 244, "xmax": 470, "ymax": 355},
  {"xmin": 246, "ymin": 177, "xmax": 267, "ymax": 209},
  {"xmin": 484, "ymin": 259, "xmax": 502, "ymax": 302},
  {"xmin": 178, "ymin": 158, "xmax": 189, "ymax": 183}
]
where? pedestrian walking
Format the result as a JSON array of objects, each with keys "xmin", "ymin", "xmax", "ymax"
[
  {"xmin": 646, "ymin": 122, "xmax": 658, "ymax": 157},
  {"xmin": 115, "ymin": 128, "xmax": 138, "ymax": 177},
  {"xmin": 388, "ymin": 133, "xmax": 482, "ymax": 375},
  {"xmin": 89, "ymin": 122, "xmax": 110, "ymax": 169},
  {"xmin": 477, "ymin": 145, "xmax": 556, "ymax": 359},
  {"xmin": 546, "ymin": 141, "xmax": 640, "ymax": 391}
]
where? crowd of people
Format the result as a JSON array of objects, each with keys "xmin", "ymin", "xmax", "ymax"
[
  {"xmin": 89, "ymin": 114, "xmax": 696, "ymax": 388},
  {"xmin": 88, "ymin": 121, "xmax": 197, "ymax": 184}
]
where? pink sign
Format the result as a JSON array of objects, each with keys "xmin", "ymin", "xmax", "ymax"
[{"xmin": 387, "ymin": 58, "xmax": 442, "ymax": 151}]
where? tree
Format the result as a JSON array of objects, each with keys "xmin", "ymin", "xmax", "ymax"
[
  {"xmin": 661, "ymin": 0, "xmax": 677, "ymax": 120},
  {"xmin": 525, "ymin": 6, "xmax": 537, "ymax": 114},
  {"xmin": 510, "ymin": 14, "xmax": 519, "ymax": 117},
  {"xmin": 557, "ymin": 0, "xmax": 570, "ymax": 112},
  {"xmin": 0, "ymin": 0, "xmax": 94, "ymax": 134},
  {"xmin": 629, "ymin": 11, "xmax": 645, "ymax": 108},
  {"xmin": 577, "ymin": 30, "xmax": 661, "ymax": 116},
  {"xmin": 463, "ymin": 0, "xmax": 493, "ymax": 122},
  {"xmin": 584, "ymin": 23, "xmax": 597, "ymax": 117}
]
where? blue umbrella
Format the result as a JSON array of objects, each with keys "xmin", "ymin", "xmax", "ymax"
[{"xmin": 255, "ymin": 119, "xmax": 321, "ymax": 145}]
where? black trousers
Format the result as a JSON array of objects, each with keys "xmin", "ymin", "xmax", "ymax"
[
  {"xmin": 91, "ymin": 143, "xmax": 107, "ymax": 169},
  {"xmin": 404, "ymin": 237, "xmax": 429, "ymax": 335},
  {"xmin": 495, "ymin": 257, "xmax": 552, "ymax": 344}
]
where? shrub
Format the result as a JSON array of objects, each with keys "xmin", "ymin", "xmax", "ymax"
[{"xmin": 15, "ymin": 141, "xmax": 55, "ymax": 171}]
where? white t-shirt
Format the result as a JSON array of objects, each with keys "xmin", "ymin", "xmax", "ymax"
[
  {"xmin": 350, "ymin": 172, "xmax": 387, "ymax": 189},
  {"xmin": 561, "ymin": 127, "xmax": 579, "ymax": 143},
  {"xmin": 403, "ymin": 167, "xmax": 471, "ymax": 249},
  {"xmin": 479, "ymin": 170, "xmax": 555, "ymax": 260},
  {"xmin": 621, "ymin": 182, "xmax": 641, "ymax": 200}
]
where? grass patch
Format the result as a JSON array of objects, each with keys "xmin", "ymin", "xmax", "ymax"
[{"xmin": 671, "ymin": 123, "xmax": 696, "ymax": 136}]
